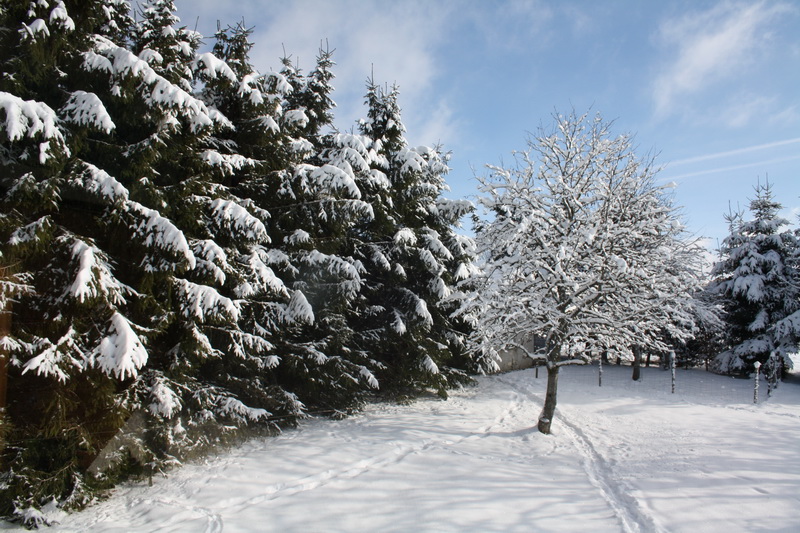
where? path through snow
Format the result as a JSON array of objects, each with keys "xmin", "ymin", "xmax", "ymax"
[{"xmin": 6, "ymin": 365, "xmax": 799, "ymax": 532}]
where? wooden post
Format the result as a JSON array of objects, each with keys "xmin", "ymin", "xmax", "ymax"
[
  {"xmin": 670, "ymin": 351, "xmax": 676, "ymax": 394},
  {"xmin": 598, "ymin": 352, "xmax": 603, "ymax": 387},
  {"xmin": 753, "ymin": 361, "xmax": 761, "ymax": 404}
]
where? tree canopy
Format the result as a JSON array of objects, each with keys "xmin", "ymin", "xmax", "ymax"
[{"xmin": 465, "ymin": 111, "xmax": 709, "ymax": 433}]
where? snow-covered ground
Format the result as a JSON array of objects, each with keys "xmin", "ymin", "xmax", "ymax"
[{"xmin": 9, "ymin": 364, "xmax": 800, "ymax": 532}]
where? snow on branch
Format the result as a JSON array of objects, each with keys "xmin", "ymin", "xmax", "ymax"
[
  {"xmin": 65, "ymin": 238, "xmax": 126, "ymax": 306},
  {"xmin": 399, "ymin": 288, "xmax": 434, "ymax": 328},
  {"xmin": 296, "ymin": 163, "xmax": 363, "ymax": 200},
  {"xmin": 191, "ymin": 239, "xmax": 230, "ymax": 286},
  {"xmin": 92, "ymin": 312, "xmax": 149, "ymax": 379},
  {"xmin": 0, "ymin": 91, "xmax": 66, "ymax": 162},
  {"xmin": 127, "ymin": 201, "xmax": 195, "ymax": 271},
  {"xmin": 18, "ymin": 19, "xmax": 50, "ymax": 42},
  {"xmin": 299, "ymin": 250, "xmax": 362, "ymax": 283},
  {"xmin": 0, "ymin": 270, "xmax": 33, "ymax": 311},
  {"xmin": 284, "ymin": 290, "xmax": 314, "ymax": 325},
  {"xmin": 194, "ymin": 52, "xmax": 237, "ymax": 83},
  {"xmin": 69, "ymin": 162, "xmax": 129, "ymax": 204},
  {"xmin": 60, "ymin": 91, "xmax": 115, "ymax": 133},
  {"xmin": 235, "ymin": 249, "xmax": 288, "ymax": 298},
  {"xmin": 421, "ymin": 355, "xmax": 440, "ymax": 374},
  {"xmin": 209, "ymin": 198, "xmax": 268, "ymax": 243},
  {"xmin": 83, "ymin": 36, "xmax": 232, "ymax": 132},
  {"xmin": 421, "ymin": 229, "xmax": 454, "ymax": 261},
  {"xmin": 397, "ymin": 147, "xmax": 426, "ymax": 174},
  {"xmin": 216, "ymin": 395, "xmax": 270, "ymax": 422},
  {"xmin": 394, "ymin": 228, "xmax": 416, "ymax": 246},
  {"xmin": 201, "ymin": 150, "xmax": 258, "ymax": 177},
  {"xmin": 21, "ymin": 327, "xmax": 83, "ymax": 382},
  {"xmin": 174, "ymin": 278, "xmax": 240, "ymax": 323},
  {"xmin": 148, "ymin": 374, "xmax": 183, "ymax": 418},
  {"xmin": 48, "ymin": 1, "xmax": 75, "ymax": 31},
  {"xmin": 228, "ymin": 330, "xmax": 275, "ymax": 360},
  {"xmin": 360, "ymin": 366, "xmax": 380, "ymax": 389},
  {"xmin": 8, "ymin": 216, "xmax": 52, "ymax": 247}
]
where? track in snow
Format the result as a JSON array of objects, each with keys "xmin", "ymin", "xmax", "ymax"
[{"xmin": 498, "ymin": 375, "xmax": 661, "ymax": 533}]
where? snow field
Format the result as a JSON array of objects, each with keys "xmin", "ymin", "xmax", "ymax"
[{"xmin": 13, "ymin": 364, "xmax": 800, "ymax": 533}]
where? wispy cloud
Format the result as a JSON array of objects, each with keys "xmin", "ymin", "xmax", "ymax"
[
  {"xmin": 670, "ymin": 137, "xmax": 800, "ymax": 166},
  {"xmin": 652, "ymin": 1, "xmax": 790, "ymax": 118}
]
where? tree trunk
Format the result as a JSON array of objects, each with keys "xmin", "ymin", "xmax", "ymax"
[
  {"xmin": 0, "ymin": 267, "xmax": 9, "ymax": 417},
  {"xmin": 0, "ymin": 268, "xmax": 10, "ymax": 455},
  {"xmin": 632, "ymin": 346, "xmax": 642, "ymax": 381},
  {"xmin": 537, "ymin": 365, "xmax": 560, "ymax": 434},
  {"xmin": 646, "ymin": 352, "xmax": 651, "ymax": 367}
]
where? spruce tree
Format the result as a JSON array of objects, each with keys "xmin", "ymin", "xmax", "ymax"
[
  {"xmin": 0, "ymin": 0, "xmax": 240, "ymax": 521},
  {"xmin": 353, "ymin": 81, "xmax": 476, "ymax": 398},
  {"xmin": 710, "ymin": 180, "xmax": 799, "ymax": 379}
]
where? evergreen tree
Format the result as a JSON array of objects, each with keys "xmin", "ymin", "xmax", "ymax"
[
  {"xmin": 200, "ymin": 25, "xmax": 378, "ymax": 418},
  {"xmin": 0, "ymin": 2, "xmax": 480, "ymax": 522},
  {"xmin": 353, "ymin": 81, "xmax": 476, "ymax": 398},
  {"xmin": 710, "ymin": 180, "xmax": 799, "ymax": 380},
  {"xmin": 0, "ymin": 0, "xmax": 240, "ymax": 521}
]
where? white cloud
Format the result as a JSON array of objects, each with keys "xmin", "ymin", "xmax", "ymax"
[
  {"xmin": 179, "ymin": 0, "xmax": 457, "ymax": 146},
  {"xmin": 652, "ymin": 1, "xmax": 789, "ymax": 118}
]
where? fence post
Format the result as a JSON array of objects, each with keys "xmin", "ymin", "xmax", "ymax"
[
  {"xmin": 598, "ymin": 352, "xmax": 603, "ymax": 387},
  {"xmin": 670, "ymin": 351, "xmax": 676, "ymax": 394},
  {"xmin": 753, "ymin": 361, "xmax": 761, "ymax": 404}
]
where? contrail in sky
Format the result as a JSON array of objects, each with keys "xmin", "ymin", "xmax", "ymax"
[
  {"xmin": 670, "ymin": 138, "xmax": 800, "ymax": 166},
  {"xmin": 660, "ymin": 154, "xmax": 800, "ymax": 182}
]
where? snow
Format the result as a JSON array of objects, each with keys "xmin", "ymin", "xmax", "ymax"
[
  {"xmin": 22, "ymin": 364, "xmax": 800, "ymax": 532},
  {"xmin": 127, "ymin": 201, "xmax": 195, "ymax": 270},
  {"xmin": 0, "ymin": 91, "xmax": 65, "ymax": 155},
  {"xmin": 67, "ymin": 239, "xmax": 125, "ymax": 305},
  {"xmin": 393, "ymin": 227, "xmax": 416, "ymax": 246},
  {"xmin": 148, "ymin": 374, "xmax": 183, "ymax": 418},
  {"xmin": 174, "ymin": 278, "xmax": 240, "ymax": 323},
  {"xmin": 194, "ymin": 52, "xmax": 237, "ymax": 82},
  {"xmin": 83, "ymin": 36, "xmax": 232, "ymax": 132},
  {"xmin": 201, "ymin": 150, "xmax": 257, "ymax": 176},
  {"xmin": 60, "ymin": 91, "xmax": 115, "ymax": 133},
  {"xmin": 19, "ymin": 18, "xmax": 50, "ymax": 41},
  {"xmin": 285, "ymin": 290, "xmax": 314, "ymax": 325},
  {"xmin": 48, "ymin": 1, "xmax": 75, "ymax": 32},
  {"xmin": 209, "ymin": 198, "xmax": 268, "ymax": 242},
  {"xmin": 71, "ymin": 163, "xmax": 128, "ymax": 203},
  {"xmin": 92, "ymin": 312, "xmax": 149, "ymax": 379}
]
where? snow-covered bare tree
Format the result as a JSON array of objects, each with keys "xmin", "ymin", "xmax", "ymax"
[
  {"xmin": 709, "ymin": 180, "xmax": 799, "ymax": 382},
  {"xmin": 468, "ymin": 111, "xmax": 706, "ymax": 434}
]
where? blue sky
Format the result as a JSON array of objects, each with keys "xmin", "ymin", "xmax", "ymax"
[{"xmin": 176, "ymin": 0, "xmax": 800, "ymax": 249}]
